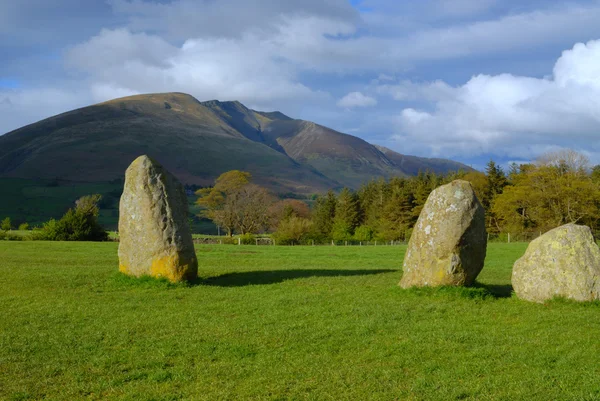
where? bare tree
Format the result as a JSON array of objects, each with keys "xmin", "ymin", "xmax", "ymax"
[
  {"xmin": 537, "ymin": 149, "xmax": 590, "ymax": 174},
  {"xmin": 232, "ymin": 184, "xmax": 274, "ymax": 235},
  {"xmin": 75, "ymin": 194, "xmax": 102, "ymax": 216}
]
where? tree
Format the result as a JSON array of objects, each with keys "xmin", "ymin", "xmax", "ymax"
[
  {"xmin": 358, "ymin": 178, "xmax": 389, "ymax": 233},
  {"xmin": 269, "ymin": 199, "xmax": 311, "ymax": 231},
  {"xmin": 1, "ymin": 217, "xmax": 11, "ymax": 232},
  {"xmin": 75, "ymin": 194, "xmax": 102, "ymax": 216},
  {"xmin": 485, "ymin": 160, "xmax": 508, "ymax": 203},
  {"xmin": 411, "ymin": 171, "xmax": 438, "ymax": 218},
  {"xmin": 378, "ymin": 188, "xmax": 414, "ymax": 241},
  {"xmin": 273, "ymin": 216, "xmax": 313, "ymax": 245},
  {"xmin": 462, "ymin": 171, "xmax": 488, "ymax": 206},
  {"xmin": 353, "ymin": 225, "xmax": 374, "ymax": 242},
  {"xmin": 231, "ymin": 184, "xmax": 274, "ymax": 235},
  {"xmin": 537, "ymin": 149, "xmax": 590, "ymax": 173},
  {"xmin": 493, "ymin": 162, "xmax": 600, "ymax": 234},
  {"xmin": 34, "ymin": 195, "xmax": 108, "ymax": 241},
  {"xmin": 311, "ymin": 190, "xmax": 337, "ymax": 239},
  {"xmin": 331, "ymin": 188, "xmax": 359, "ymax": 241},
  {"xmin": 196, "ymin": 171, "xmax": 252, "ymax": 236},
  {"xmin": 591, "ymin": 165, "xmax": 600, "ymax": 184}
]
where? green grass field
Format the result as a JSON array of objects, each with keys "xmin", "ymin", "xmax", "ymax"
[{"xmin": 2, "ymin": 242, "xmax": 600, "ymax": 400}]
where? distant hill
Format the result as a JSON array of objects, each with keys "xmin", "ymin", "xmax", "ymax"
[{"xmin": 0, "ymin": 92, "xmax": 472, "ymax": 229}]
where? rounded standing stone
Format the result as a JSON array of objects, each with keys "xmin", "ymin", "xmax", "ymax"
[
  {"xmin": 400, "ymin": 180, "xmax": 487, "ymax": 288},
  {"xmin": 118, "ymin": 155, "xmax": 198, "ymax": 282},
  {"xmin": 512, "ymin": 224, "xmax": 600, "ymax": 303}
]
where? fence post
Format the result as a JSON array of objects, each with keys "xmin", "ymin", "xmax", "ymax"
[
  {"xmin": 332, "ymin": 240, "xmax": 334, "ymax": 246},
  {"xmin": 238, "ymin": 237, "xmax": 241, "ymax": 245},
  {"xmin": 219, "ymin": 239, "xmax": 222, "ymax": 245},
  {"xmin": 255, "ymin": 239, "xmax": 258, "ymax": 246},
  {"xmin": 345, "ymin": 241, "xmax": 347, "ymax": 246},
  {"xmin": 508, "ymin": 233, "xmax": 511, "ymax": 243},
  {"xmin": 360, "ymin": 241, "xmax": 362, "ymax": 246},
  {"xmin": 312, "ymin": 239, "xmax": 315, "ymax": 246},
  {"xmin": 375, "ymin": 240, "xmax": 377, "ymax": 246}
]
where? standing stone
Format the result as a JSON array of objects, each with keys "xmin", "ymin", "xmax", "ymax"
[
  {"xmin": 118, "ymin": 155, "xmax": 198, "ymax": 282},
  {"xmin": 400, "ymin": 180, "xmax": 487, "ymax": 288},
  {"xmin": 512, "ymin": 224, "xmax": 600, "ymax": 303}
]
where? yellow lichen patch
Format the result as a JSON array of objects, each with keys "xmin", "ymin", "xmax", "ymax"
[
  {"xmin": 119, "ymin": 264, "xmax": 129, "ymax": 274},
  {"xmin": 150, "ymin": 254, "xmax": 186, "ymax": 282}
]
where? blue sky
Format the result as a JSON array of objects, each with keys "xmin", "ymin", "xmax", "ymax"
[{"xmin": 2, "ymin": 0, "xmax": 600, "ymax": 170}]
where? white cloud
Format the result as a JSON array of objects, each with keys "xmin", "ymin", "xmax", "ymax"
[
  {"xmin": 108, "ymin": 0, "xmax": 358, "ymax": 40},
  {"xmin": 337, "ymin": 92, "xmax": 378, "ymax": 108},
  {"xmin": 66, "ymin": 28, "xmax": 327, "ymax": 106},
  {"xmin": 390, "ymin": 40, "xmax": 600, "ymax": 161},
  {"xmin": 0, "ymin": 87, "xmax": 92, "ymax": 134},
  {"xmin": 106, "ymin": 0, "xmax": 600, "ymax": 74},
  {"xmin": 377, "ymin": 80, "xmax": 455, "ymax": 102}
]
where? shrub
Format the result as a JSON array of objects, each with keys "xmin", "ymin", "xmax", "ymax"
[
  {"xmin": 331, "ymin": 220, "xmax": 353, "ymax": 242},
  {"xmin": 18, "ymin": 222, "xmax": 30, "ymax": 231},
  {"xmin": 6, "ymin": 233, "xmax": 23, "ymax": 241},
  {"xmin": 273, "ymin": 216, "xmax": 312, "ymax": 245},
  {"xmin": 238, "ymin": 233, "xmax": 256, "ymax": 245},
  {"xmin": 1, "ymin": 217, "xmax": 11, "ymax": 232},
  {"xmin": 353, "ymin": 225, "xmax": 374, "ymax": 242},
  {"xmin": 0, "ymin": 231, "xmax": 6, "ymax": 240},
  {"xmin": 32, "ymin": 194, "xmax": 108, "ymax": 241}
]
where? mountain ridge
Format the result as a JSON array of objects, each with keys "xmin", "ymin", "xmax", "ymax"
[{"xmin": 0, "ymin": 92, "xmax": 472, "ymax": 193}]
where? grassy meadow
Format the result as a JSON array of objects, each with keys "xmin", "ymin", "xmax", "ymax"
[{"xmin": 2, "ymin": 242, "xmax": 600, "ymax": 400}]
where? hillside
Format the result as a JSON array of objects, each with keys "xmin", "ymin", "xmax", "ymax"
[
  {"xmin": 0, "ymin": 93, "xmax": 336, "ymax": 194},
  {"xmin": 0, "ymin": 92, "xmax": 472, "ymax": 228},
  {"xmin": 374, "ymin": 145, "xmax": 473, "ymax": 176}
]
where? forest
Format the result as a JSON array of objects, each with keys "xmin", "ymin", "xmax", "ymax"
[{"xmin": 195, "ymin": 150, "xmax": 600, "ymax": 244}]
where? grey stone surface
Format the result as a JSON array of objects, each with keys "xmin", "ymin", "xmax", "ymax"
[
  {"xmin": 118, "ymin": 155, "xmax": 197, "ymax": 282},
  {"xmin": 512, "ymin": 223, "xmax": 600, "ymax": 303},
  {"xmin": 400, "ymin": 180, "xmax": 487, "ymax": 288}
]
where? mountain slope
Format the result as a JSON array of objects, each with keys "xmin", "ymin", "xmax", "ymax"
[
  {"xmin": 0, "ymin": 92, "xmax": 472, "ymax": 194},
  {"xmin": 0, "ymin": 93, "xmax": 336, "ymax": 193},
  {"xmin": 374, "ymin": 146, "xmax": 473, "ymax": 176},
  {"xmin": 258, "ymin": 119, "xmax": 402, "ymax": 188}
]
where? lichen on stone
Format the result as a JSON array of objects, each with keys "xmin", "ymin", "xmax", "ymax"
[
  {"xmin": 118, "ymin": 155, "xmax": 198, "ymax": 283},
  {"xmin": 399, "ymin": 180, "xmax": 487, "ymax": 288}
]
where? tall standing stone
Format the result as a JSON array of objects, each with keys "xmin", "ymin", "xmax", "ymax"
[
  {"xmin": 400, "ymin": 180, "xmax": 487, "ymax": 288},
  {"xmin": 512, "ymin": 224, "xmax": 600, "ymax": 303},
  {"xmin": 118, "ymin": 155, "xmax": 198, "ymax": 282}
]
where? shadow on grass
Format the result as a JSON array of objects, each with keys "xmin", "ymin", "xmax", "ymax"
[
  {"xmin": 473, "ymin": 283, "xmax": 514, "ymax": 299},
  {"xmin": 201, "ymin": 269, "xmax": 397, "ymax": 287},
  {"xmin": 404, "ymin": 282, "xmax": 514, "ymax": 300}
]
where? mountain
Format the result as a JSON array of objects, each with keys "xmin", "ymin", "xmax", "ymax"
[
  {"xmin": 374, "ymin": 145, "xmax": 473, "ymax": 176},
  {"xmin": 0, "ymin": 92, "xmax": 472, "ymax": 228},
  {"xmin": 0, "ymin": 93, "xmax": 337, "ymax": 194}
]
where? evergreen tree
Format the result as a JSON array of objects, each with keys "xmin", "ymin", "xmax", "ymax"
[
  {"xmin": 311, "ymin": 190, "xmax": 337, "ymax": 239},
  {"xmin": 378, "ymin": 188, "xmax": 414, "ymax": 241},
  {"xmin": 331, "ymin": 188, "xmax": 359, "ymax": 241},
  {"xmin": 485, "ymin": 160, "xmax": 508, "ymax": 204}
]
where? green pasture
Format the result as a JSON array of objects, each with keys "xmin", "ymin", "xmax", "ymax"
[{"xmin": 1, "ymin": 242, "xmax": 600, "ymax": 400}]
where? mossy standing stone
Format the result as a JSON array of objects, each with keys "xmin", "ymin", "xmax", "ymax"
[
  {"xmin": 118, "ymin": 155, "xmax": 198, "ymax": 282},
  {"xmin": 400, "ymin": 180, "xmax": 487, "ymax": 288},
  {"xmin": 512, "ymin": 224, "xmax": 600, "ymax": 303}
]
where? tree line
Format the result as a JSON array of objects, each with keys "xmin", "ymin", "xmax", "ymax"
[
  {"xmin": 1, "ymin": 195, "xmax": 108, "ymax": 241},
  {"xmin": 196, "ymin": 150, "xmax": 600, "ymax": 243}
]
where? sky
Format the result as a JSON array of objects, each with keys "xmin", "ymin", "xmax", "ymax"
[{"xmin": 3, "ymin": 0, "xmax": 600, "ymax": 170}]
